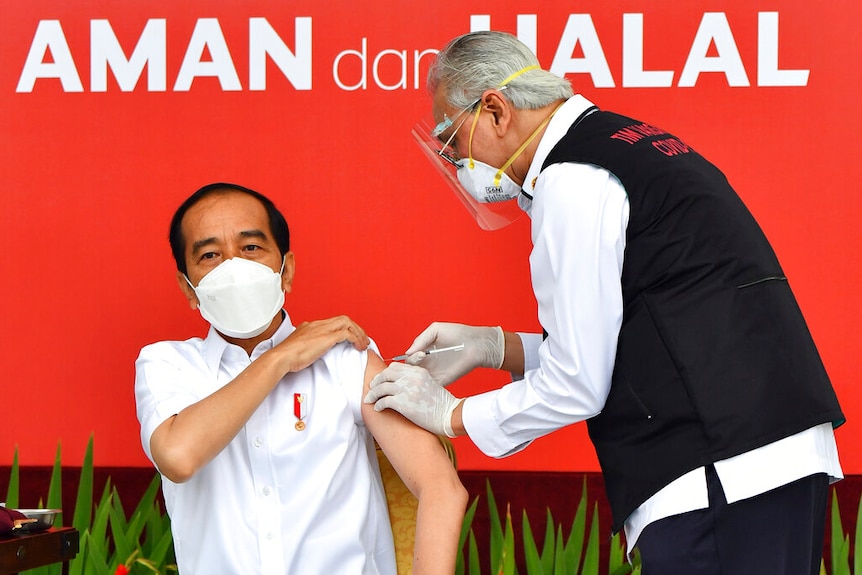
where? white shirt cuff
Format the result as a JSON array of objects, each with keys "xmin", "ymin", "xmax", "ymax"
[
  {"xmin": 462, "ymin": 391, "xmax": 532, "ymax": 458},
  {"xmin": 517, "ymin": 332, "xmax": 543, "ymax": 373}
]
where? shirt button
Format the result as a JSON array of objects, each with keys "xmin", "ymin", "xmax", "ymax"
[
  {"xmin": 262, "ymin": 486, "xmax": 272, "ymax": 496},
  {"xmin": 253, "ymin": 437, "xmax": 262, "ymax": 448},
  {"xmin": 266, "ymin": 532, "xmax": 274, "ymax": 540}
]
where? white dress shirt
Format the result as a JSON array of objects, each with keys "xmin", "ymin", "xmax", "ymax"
[
  {"xmin": 461, "ymin": 95, "xmax": 843, "ymax": 552},
  {"xmin": 135, "ymin": 314, "xmax": 396, "ymax": 574}
]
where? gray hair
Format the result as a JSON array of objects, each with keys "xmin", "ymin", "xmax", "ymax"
[{"xmin": 428, "ymin": 31, "xmax": 574, "ymax": 110}]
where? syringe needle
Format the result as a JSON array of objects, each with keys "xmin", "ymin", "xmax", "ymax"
[{"xmin": 387, "ymin": 343, "xmax": 465, "ymax": 362}]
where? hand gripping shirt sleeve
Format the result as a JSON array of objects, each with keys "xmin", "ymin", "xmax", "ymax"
[{"xmin": 463, "ymin": 162, "xmax": 630, "ymax": 457}]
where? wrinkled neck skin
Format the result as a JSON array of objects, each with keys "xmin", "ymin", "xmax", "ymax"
[{"xmin": 497, "ymin": 101, "xmax": 565, "ymax": 186}]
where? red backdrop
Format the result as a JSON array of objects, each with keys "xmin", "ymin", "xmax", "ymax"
[{"xmin": 1, "ymin": 0, "xmax": 859, "ymax": 473}]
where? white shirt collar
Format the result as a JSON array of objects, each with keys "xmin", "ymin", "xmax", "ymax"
[
  {"xmin": 202, "ymin": 310, "xmax": 295, "ymax": 372},
  {"xmin": 519, "ymin": 94, "xmax": 598, "ymax": 215}
]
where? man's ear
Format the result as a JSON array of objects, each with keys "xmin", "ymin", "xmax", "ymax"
[
  {"xmin": 176, "ymin": 271, "xmax": 199, "ymax": 310},
  {"xmin": 281, "ymin": 252, "xmax": 296, "ymax": 293},
  {"xmin": 481, "ymin": 89, "xmax": 513, "ymax": 136}
]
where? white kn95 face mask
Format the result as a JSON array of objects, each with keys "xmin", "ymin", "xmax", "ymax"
[
  {"xmin": 456, "ymin": 158, "xmax": 523, "ymax": 203},
  {"xmin": 186, "ymin": 257, "xmax": 285, "ymax": 339}
]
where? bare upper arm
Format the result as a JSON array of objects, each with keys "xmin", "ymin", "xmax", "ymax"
[{"xmin": 361, "ymin": 353, "xmax": 458, "ymax": 495}]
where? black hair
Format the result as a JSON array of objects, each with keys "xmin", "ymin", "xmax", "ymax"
[{"xmin": 168, "ymin": 182, "xmax": 290, "ymax": 275}]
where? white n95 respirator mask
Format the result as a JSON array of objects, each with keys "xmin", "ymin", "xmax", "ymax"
[
  {"xmin": 186, "ymin": 257, "xmax": 285, "ymax": 339},
  {"xmin": 456, "ymin": 158, "xmax": 522, "ymax": 204}
]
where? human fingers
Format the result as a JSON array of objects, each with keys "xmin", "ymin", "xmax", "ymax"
[
  {"xmin": 312, "ymin": 315, "xmax": 369, "ymax": 349},
  {"xmin": 371, "ymin": 395, "xmax": 399, "ymax": 413},
  {"xmin": 404, "ymin": 351, "xmax": 427, "ymax": 366},
  {"xmin": 369, "ymin": 362, "xmax": 410, "ymax": 389},
  {"xmin": 404, "ymin": 323, "xmax": 444, "ymax": 355},
  {"xmin": 278, "ymin": 316, "xmax": 369, "ymax": 372},
  {"xmin": 344, "ymin": 319, "xmax": 370, "ymax": 350},
  {"xmin": 364, "ymin": 381, "xmax": 403, "ymax": 405},
  {"xmin": 293, "ymin": 315, "xmax": 368, "ymax": 347}
]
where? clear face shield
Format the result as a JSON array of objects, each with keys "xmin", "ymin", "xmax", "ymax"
[{"xmin": 412, "ymin": 100, "xmax": 522, "ymax": 231}]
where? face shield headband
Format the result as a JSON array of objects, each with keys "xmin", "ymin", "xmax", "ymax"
[{"xmin": 413, "ymin": 65, "xmax": 540, "ymax": 231}]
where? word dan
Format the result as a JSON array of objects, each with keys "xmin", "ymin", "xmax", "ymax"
[{"xmin": 16, "ymin": 12, "xmax": 808, "ymax": 93}]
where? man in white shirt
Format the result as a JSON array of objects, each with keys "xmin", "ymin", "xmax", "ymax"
[
  {"xmin": 135, "ymin": 182, "xmax": 467, "ymax": 574},
  {"xmin": 365, "ymin": 32, "xmax": 844, "ymax": 574}
]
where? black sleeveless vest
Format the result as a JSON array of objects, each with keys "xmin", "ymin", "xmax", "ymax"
[{"xmin": 541, "ymin": 110, "xmax": 844, "ymax": 531}]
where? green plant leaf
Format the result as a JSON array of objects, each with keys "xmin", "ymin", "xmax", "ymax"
[
  {"xmin": 72, "ymin": 435, "xmax": 94, "ymax": 536},
  {"xmin": 539, "ymin": 509, "xmax": 555, "ymax": 575},
  {"xmin": 522, "ymin": 509, "xmax": 544, "ymax": 575},
  {"xmin": 69, "ymin": 474, "xmax": 111, "ymax": 575},
  {"xmin": 146, "ymin": 526, "xmax": 175, "ymax": 568},
  {"xmin": 552, "ymin": 526, "xmax": 566, "ymax": 575},
  {"xmin": 84, "ymin": 528, "xmax": 110, "ymax": 575},
  {"xmin": 487, "ymin": 479, "xmax": 504, "ymax": 572},
  {"xmin": 89, "ymin": 481, "xmax": 114, "ymax": 551},
  {"xmin": 110, "ymin": 489, "xmax": 135, "ymax": 562},
  {"xmin": 456, "ymin": 496, "xmax": 480, "ymax": 575},
  {"xmin": 831, "ymin": 490, "xmax": 847, "ymax": 574},
  {"xmin": 468, "ymin": 529, "xmax": 481, "ymax": 575},
  {"xmin": 68, "ymin": 529, "xmax": 91, "ymax": 575},
  {"xmin": 563, "ymin": 477, "xmax": 588, "ymax": 573},
  {"xmin": 111, "ymin": 487, "xmax": 130, "ymax": 535},
  {"xmin": 579, "ymin": 503, "xmax": 600, "ymax": 575},
  {"xmin": 5, "ymin": 446, "xmax": 19, "ymax": 508},
  {"xmin": 834, "ymin": 536, "xmax": 851, "ymax": 575},
  {"xmin": 609, "ymin": 531, "xmax": 627, "ymax": 572},
  {"xmin": 146, "ymin": 505, "xmax": 174, "ymax": 559},
  {"xmin": 134, "ymin": 556, "xmax": 163, "ymax": 574},
  {"xmin": 131, "ymin": 474, "xmax": 161, "ymax": 526},
  {"xmin": 144, "ymin": 497, "xmax": 171, "ymax": 556},
  {"xmin": 46, "ymin": 442, "xmax": 63, "ymax": 526},
  {"xmin": 124, "ymin": 512, "xmax": 147, "ymax": 556},
  {"xmin": 499, "ymin": 504, "xmax": 516, "ymax": 575}
]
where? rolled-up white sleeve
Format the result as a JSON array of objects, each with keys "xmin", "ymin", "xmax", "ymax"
[
  {"xmin": 462, "ymin": 162, "xmax": 629, "ymax": 458},
  {"xmin": 134, "ymin": 342, "xmax": 202, "ymax": 464}
]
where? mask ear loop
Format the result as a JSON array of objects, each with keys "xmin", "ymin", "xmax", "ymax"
[
  {"xmin": 466, "ymin": 104, "xmax": 483, "ymax": 170},
  {"xmin": 498, "ymin": 64, "xmax": 540, "ymax": 87},
  {"xmin": 492, "ymin": 101, "xmax": 565, "ymax": 186},
  {"xmin": 466, "ymin": 64, "xmax": 544, "ymax": 178}
]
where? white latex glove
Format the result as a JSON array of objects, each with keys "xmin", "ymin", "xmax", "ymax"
[
  {"xmin": 403, "ymin": 322, "xmax": 505, "ymax": 386},
  {"xmin": 364, "ymin": 363, "xmax": 463, "ymax": 437}
]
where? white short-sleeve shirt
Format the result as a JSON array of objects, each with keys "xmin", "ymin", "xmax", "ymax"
[{"xmin": 135, "ymin": 314, "xmax": 396, "ymax": 574}]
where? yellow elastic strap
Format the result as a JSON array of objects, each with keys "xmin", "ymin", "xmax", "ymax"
[
  {"xmin": 468, "ymin": 64, "xmax": 545, "ymax": 175},
  {"xmin": 493, "ymin": 101, "xmax": 565, "ymax": 186},
  {"xmin": 467, "ymin": 103, "xmax": 482, "ymax": 169},
  {"xmin": 498, "ymin": 65, "xmax": 540, "ymax": 88}
]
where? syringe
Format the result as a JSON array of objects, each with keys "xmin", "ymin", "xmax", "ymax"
[{"xmin": 387, "ymin": 343, "xmax": 465, "ymax": 362}]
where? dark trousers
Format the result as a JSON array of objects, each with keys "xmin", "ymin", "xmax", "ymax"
[{"xmin": 635, "ymin": 465, "xmax": 829, "ymax": 575}]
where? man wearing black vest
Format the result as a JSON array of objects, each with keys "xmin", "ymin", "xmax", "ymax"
[{"xmin": 365, "ymin": 31, "xmax": 844, "ymax": 574}]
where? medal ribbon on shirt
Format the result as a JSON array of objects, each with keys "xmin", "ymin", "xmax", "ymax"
[{"xmin": 294, "ymin": 393, "xmax": 307, "ymax": 431}]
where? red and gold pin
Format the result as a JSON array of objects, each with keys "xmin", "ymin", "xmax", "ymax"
[{"xmin": 294, "ymin": 393, "xmax": 307, "ymax": 431}]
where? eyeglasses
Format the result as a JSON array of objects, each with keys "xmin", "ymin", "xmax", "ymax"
[{"xmin": 432, "ymin": 98, "xmax": 481, "ymax": 168}]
